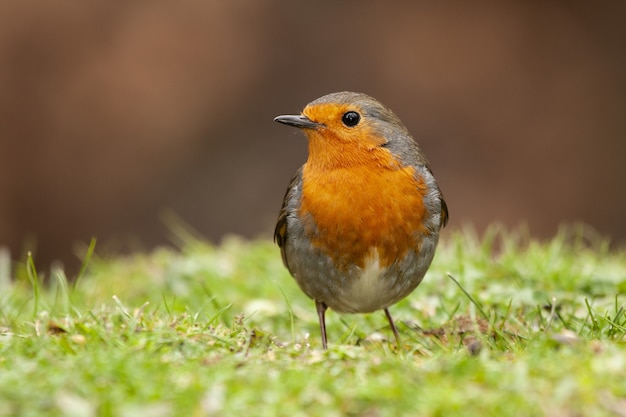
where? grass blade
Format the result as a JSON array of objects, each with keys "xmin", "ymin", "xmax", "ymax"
[{"xmin": 447, "ymin": 273, "xmax": 489, "ymax": 321}]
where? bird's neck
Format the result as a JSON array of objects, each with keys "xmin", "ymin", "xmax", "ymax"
[{"xmin": 304, "ymin": 132, "xmax": 396, "ymax": 171}]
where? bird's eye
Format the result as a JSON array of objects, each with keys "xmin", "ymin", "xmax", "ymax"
[{"xmin": 341, "ymin": 111, "xmax": 360, "ymax": 127}]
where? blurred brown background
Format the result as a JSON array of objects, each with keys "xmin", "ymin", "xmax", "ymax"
[{"xmin": 1, "ymin": 1, "xmax": 624, "ymax": 271}]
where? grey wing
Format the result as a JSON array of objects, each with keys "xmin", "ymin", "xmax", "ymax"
[{"xmin": 274, "ymin": 167, "xmax": 304, "ymax": 269}]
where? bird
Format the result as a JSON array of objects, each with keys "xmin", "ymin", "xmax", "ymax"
[{"xmin": 273, "ymin": 91, "xmax": 448, "ymax": 349}]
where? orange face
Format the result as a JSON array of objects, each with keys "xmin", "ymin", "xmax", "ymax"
[{"xmin": 301, "ymin": 102, "xmax": 388, "ymax": 171}]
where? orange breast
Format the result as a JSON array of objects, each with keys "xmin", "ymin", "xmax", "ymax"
[{"xmin": 300, "ymin": 149, "xmax": 428, "ymax": 271}]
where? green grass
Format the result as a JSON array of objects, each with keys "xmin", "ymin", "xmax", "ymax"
[{"xmin": 0, "ymin": 225, "xmax": 625, "ymax": 417}]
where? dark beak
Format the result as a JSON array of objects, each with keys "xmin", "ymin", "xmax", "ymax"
[{"xmin": 274, "ymin": 114, "xmax": 322, "ymax": 129}]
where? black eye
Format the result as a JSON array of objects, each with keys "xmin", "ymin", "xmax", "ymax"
[{"xmin": 341, "ymin": 111, "xmax": 360, "ymax": 127}]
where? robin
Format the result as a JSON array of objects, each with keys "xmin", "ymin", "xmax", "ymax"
[{"xmin": 274, "ymin": 92, "xmax": 448, "ymax": 349}]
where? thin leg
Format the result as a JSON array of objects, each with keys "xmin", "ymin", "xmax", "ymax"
[
  {"xmin": 384, "ymin": 308, "xmax": 401, "ymax": 346},
  {"xmin": 315, "ymin": 300, "xmax": 328, "ymax": 349}
]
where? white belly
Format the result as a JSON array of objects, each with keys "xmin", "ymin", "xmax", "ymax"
[{"xmin": 341, "ymin": 250, "xmax": 392, "ymax": 313}]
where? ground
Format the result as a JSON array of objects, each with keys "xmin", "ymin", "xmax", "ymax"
[{"xmin": 0, "ymin": 225, "xmax": 624, "ymax": 416}]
